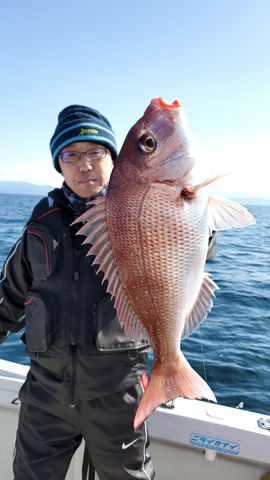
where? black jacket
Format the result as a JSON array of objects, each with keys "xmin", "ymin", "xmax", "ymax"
[{"xmin": 0, "ymin": 188, "xmax": 148, "ymax": 406}]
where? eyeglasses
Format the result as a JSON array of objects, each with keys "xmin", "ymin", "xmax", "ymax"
[{"xmin": 58, "ymin": 147, "xmax": 109, "ymax": 164}]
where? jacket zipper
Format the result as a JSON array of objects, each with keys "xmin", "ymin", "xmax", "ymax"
[
  {"xmin": 69, "ymin": 344, "xmax": 77, "ymax": 407},
  {"xmin": 70, "ymin": 270, "xmax": 80, "ymax": 345},
  {"xmin": 68, "ymin": 261, "xmax": 80, "ymax": 406}
]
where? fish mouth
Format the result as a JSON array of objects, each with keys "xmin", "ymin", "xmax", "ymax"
[
  {"xmin": 157, "ymin": 97, "xmax": 182, "ymax": 109},
  {"xmin": 152, "ymin": 97, "xmax": 184, "ymax": 127}
]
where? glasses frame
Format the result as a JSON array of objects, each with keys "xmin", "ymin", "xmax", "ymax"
[{"xmin": 58, "ymin": 147, "xmax": 109, "ymax": 164}]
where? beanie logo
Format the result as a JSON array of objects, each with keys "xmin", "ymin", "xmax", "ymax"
[{"xmin": 80, "ymin": 128, "xmax": 99, "ymax": 135}]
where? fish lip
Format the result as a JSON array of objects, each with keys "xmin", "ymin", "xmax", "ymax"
[{"xmin": 157, "ymin": 97, "xmax": 182, "ymax": 108}]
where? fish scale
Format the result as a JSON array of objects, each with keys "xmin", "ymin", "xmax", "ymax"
[
  {"xmin": 107, "ymin": 187, "xmax": 189, "ymax": 325},
  {"xmin": 75, "ymin": 97, "xmax": 256, "ymax": 429}
]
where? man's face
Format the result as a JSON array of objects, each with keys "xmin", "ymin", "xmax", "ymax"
[{"xmin": 59, "ymin": 141, "xmax": 114, "ymax": 198}]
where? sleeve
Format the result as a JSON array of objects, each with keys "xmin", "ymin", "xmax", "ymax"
[
  {"xmin": 0, "ymin": 227, "xmax": 33, "ymax": 344},
  {"xmin": 206, "ymin": 230, "xmax": 217, "ymax": 262}
]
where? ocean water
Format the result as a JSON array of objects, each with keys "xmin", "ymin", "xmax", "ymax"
[{"xmin": 0, "ymin": 193, "xmax": 269, "ymax": 415}]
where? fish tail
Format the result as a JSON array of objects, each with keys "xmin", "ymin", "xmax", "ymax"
[{"xmin": 134, "ymin": 351, "xmax": 216, "ymax": 430}]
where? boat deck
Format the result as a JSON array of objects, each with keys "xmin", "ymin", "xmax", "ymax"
[{"xmin": 1, "ymin": 359, "xmax": 270, "ymax": 480}]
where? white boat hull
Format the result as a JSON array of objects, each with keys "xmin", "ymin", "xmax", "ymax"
[{"xmin": 1, "ymin": 359, "xmax": 269, "ymax": 479}]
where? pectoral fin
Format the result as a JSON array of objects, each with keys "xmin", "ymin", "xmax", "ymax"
[
  {"xmin": 208, "ymin": 196, "xmax": 256, "ymax": 231},
  {"xmin": 181, "ymin": 273, "xmax": 219, "ymax": 339}
]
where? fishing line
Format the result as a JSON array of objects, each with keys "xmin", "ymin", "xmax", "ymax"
[
  {"xmin": 198, "ymin": 325, "xmax": 221, "ymax": 480},
  {"xmin": 198, "ymin": 325, "xmax": 208, "ymax": 385}
]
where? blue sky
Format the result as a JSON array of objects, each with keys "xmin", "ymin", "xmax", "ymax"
[{"xmin": 1, "ymin": 0, "xmax": 269, "ymax": 197}]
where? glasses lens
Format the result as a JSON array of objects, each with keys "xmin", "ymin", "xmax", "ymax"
[
  {"xmin": 60, "ymin": 152, "xmax": 80, "ymax": 163},
  {"xmin": 59, "ymin": 147, "xmax": 108, "ymax": 163},
  {"xmin": 86, "ymin": 148, "xmax": 107, "ymax": 160}
]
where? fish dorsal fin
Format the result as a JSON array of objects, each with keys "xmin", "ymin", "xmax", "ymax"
[
  {"xmin": 208, "ymin": 196, "xmax": 256, "ymax": 231},
  {"xmin": 74, "ymin": 197, "xmax": 149, "ymax": 343},
  {"xmin": 181, "ymin": 273, "xmax": 219, "ymax": 339}
]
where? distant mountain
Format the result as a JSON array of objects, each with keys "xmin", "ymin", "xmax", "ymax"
[
  {"xmin": 0, "ymin": 181, "xmax": 270, "ymax": 205},
  {"xmin": 0, "ymin": 181, "xmax": 56, "ymax": 196},
  {"xmin": 231, "ymin": 197, "xmax": 270, "ymax": 206},
  {"xmin": 214, "ymin": 191, "xmax": 270, "ymax": 206}
]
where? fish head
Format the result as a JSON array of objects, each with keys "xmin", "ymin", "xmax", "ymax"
[{"xmin": 111, "ymin": 97, "xmax": 196, "ymax": 188}]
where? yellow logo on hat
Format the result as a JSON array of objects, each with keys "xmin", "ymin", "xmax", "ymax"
[{"xmin": 80, "ymin": 128, "xmax": 99, "ymax": 135}]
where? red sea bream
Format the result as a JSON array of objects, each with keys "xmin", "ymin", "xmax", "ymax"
[{"xmin": 75, "ymin": 98, "xmax": 256, "ymax": 429}]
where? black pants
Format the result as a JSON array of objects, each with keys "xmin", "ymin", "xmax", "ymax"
[{"xmin": 13, "ymin": 382, "xmax": 154, "ymax": 480}]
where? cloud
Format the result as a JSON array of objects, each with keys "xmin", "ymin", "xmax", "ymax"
[
  {"xmin": 196, "ymin": 138, "xmax": 270, "ymax": 197},
  {"xmin": 0, "ymin": 158, "xmax": 61, "ymax": 187}
]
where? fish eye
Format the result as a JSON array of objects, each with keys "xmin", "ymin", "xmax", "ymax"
[{"xmin": 138, "ymin": 133, "xmax": 157, "ymax": 154}]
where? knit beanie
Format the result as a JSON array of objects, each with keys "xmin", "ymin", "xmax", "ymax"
[{"xmin": 50, "ymin": 105, "xmax": 118, "ymax": 172}]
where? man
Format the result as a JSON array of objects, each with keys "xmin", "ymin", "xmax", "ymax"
[{"xmin": 0, "ymin": 105, "xmax": 154, "ymax": 480}]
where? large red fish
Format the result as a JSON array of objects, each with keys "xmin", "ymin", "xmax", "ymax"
[{"xmin": 75, "ymin": 98, "xmax": 255, "ymax": 429}]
